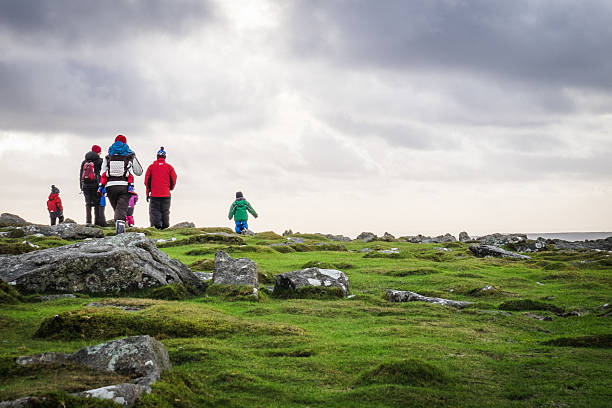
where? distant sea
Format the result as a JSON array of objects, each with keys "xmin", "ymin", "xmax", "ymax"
[{"xmin": 525, "ymin": 232, "xmax": 612, "ymax": 242}]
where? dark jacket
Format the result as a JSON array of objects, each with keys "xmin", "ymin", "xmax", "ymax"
[
  {"xmin": 228, "ymin": 198, "xmax": 258, "ymax": 222},
  {"xmin": 80, "ymin": 151, "xmax": 103, "ymax": 190}
]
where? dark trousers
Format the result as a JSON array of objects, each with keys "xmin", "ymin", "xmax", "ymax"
[
  {"xmin": 83, "ymin": 188, "xmax": 105, "ymax": 226},
  {"xmin": 106, "ymin": 185, "xmax": 130, "ymax": 222},
  {"xmin": 149, "ymin": 197, "xmax": 171, "ymax": 229},
  {"xmin": 49, "ymin": 211, "xmax": 64, "ymax": 225}
]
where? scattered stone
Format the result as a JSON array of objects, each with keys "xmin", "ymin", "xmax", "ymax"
[
  {"xmin": 601, "ymin": 303, "xmax": 610, "ymax": 310},
  {"xmin": 40, "ymin": 294, "xmax": 77, "ymax": 301},
  {"xmin": 524, "ymin": 313, "xmax": 552, "ymax": 321},
  {"xmin": 323, "ymin": 234, "xmax": 351, "ymax": 242},
  {"xmin": 156, "ymin": 237, "xmax": 177, "ymax": 243},
  {"xmin": 274, "ymin": 267, "xmax": 350, "ymax": 297},
  {"xmin": 241, "ymin": 229, "xmax": 256, "ymax": 236},
  {"xmin": 359, "ymin": 248, "xmax": 372, "ymax": 253},
  {"xmin": 560, "ymin": 311, "xmax": 584, "ymax": 318},
  {"xmin": 0, "ymin": 213, "xmax": 29, "ymax": 226},
  {"xmin": 379, "ymin": 248, "xmax": 399, "ymax": 254},
  {"xmin": 347, "ymin": 294, "xmax": 356, "ymax": 299},
  {"xmin": 478, "ymin": 310, "xmax": 512, "ymax": 317},
  {"xmin": 385, "ymin": 289, "xmax": 473, "ymax": 308},
  {"xmin": 469, "ymin": 285, "xmax": 497, "ymax": 296},
  {"xmin": 15, "ymin": 335, "xmax": 170, "ymax": 406},
  {"xmin": 7, "ymin": 229, "xmax": 25, "ymax": 238},
  {"xmin": 380, "ymin": 232, "xmax": 396, "ymax": 242},
  {"xmin": 469, "ymin": 244, "xmax": 531, "ymax": 260},
  {"xmin": 169, "ymin": 222, "xmax": 196, "ymax": 229},
  {"xmin": 477, "ymin": 233, "xmax": 527, "ymax": 246},
  {"xmin": 429, "ymin": 233, "xmax": 456, "ymax": 243},
  {"xmin": 536, "ymin": 281, "xmax": 545, "ymax": 286},
  {"xmin": 194, "ymin": 272, "xmax": 214, "ymax": 282},
  {"xmin": 286, "ymin": 237, "xmax": 305, "ymax": 244},
  {"xmin": 0, "ymin": 232, "xmax": 206, "ymax": 295},
  {"xmin": 458, "ymin": 231, "xmax": 471, "ymax": 242},
  {"xmin": 400, "ymin": 234, "xmax": 432, "ymax": 243},
  {"xmin": 356, "ymin": 232, "xmax": 377, "ymax": 242},
  {"xmin": 434, "ymin": 247, "xmax": 452, "ymax": 252},
  {"xmin": 213, "ymin": 250, "xmax": 258, "ymax": 289}
]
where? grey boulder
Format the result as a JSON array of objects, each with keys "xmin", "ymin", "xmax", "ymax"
[
  {"xmin": 15, "ymin": 335, "xmax": 170, "ymax": 406},
  {"xmin": 458, "ymin": 231, "xmax": 471, "ymax": 242},
  {"xmin": 274, "ymin": 267, "xmax": 350, "ymax": 297},
  {"xmin": 477, "ymin": 233, "xmax": 527, "ymax": 246},
  {"xmin": 400, "ymin": 234, "xmax": 431, "ymax": 243},
  {"xmin": 19, "ymin": 223, "xmax": 104, "ymax": 239},
  {"xmin": 469, "ymin": 244, "xmax": 531, "ymax": 260},
  {"xmin": 386, "ymin": 289, "xmax": 472, "ymax": 308},
  {"xmin": 0, "ymin": 232, "xmax": 206, "ymax": 295},
  {"xmin": 356, "ymin": 232, "xmax": 377, "ymax": 242},
  {"xmin": 213, "ymin": 250, "xmax": 258, "ymax": 288},
  {"xmin": 323, "ymin": 234, "xmax": 352, "ymax": 242},
  {"xmin": 380, "ymin": 232, "xmax": 396, "ymax": 242},
  {"xmin": 169, "ymin": 221, "xmax": 196, "ymax": 229},
  {"xmin": 0, "ymin": 213, "xmax": 29, "ymax": 226},
  {"xmin": 428, "ymin": 233, "xmax": 456, "ymax": 243}
]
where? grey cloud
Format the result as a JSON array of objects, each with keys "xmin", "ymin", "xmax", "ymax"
[
  {"xmin": 285, "ymin": 0, "xmax": 612, "ymax": 89},
  {"xmin": 0, "ymin": 0, "xmax": 216, "ymax": 45}
]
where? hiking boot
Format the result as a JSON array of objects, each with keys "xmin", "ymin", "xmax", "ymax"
[{"xmin": 115, "ymin": 220, "xmax": 126, "ymax": 235}]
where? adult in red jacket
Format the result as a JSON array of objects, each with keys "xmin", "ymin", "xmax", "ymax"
[{"xmin": 144, "ymin": 147, "xmax": 177, "ymax": 229}]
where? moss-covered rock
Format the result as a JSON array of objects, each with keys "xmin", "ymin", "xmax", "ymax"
[
  {"xmin": 0, "ymin": 280, "xmax": 25, "ymax": 304},
  {"xmin": 157, "ymin": 233, "xmax": 245, "ymax": 247},
  {"xmin": 189, "ymin": 258, "xmax": 215, "ymax": 271},
  {"xmin": 272, "ymin": 285, "xmax": 345, "ymax": 300},
  {"xmin": 0, "ymin": 240, "xmax": 38, "ymax": 255},
  {"xmin": 355, "ymin": 359, "xmax": 449, "ymax": 387},
  {"xmin": 145, "ymin": 283, "xmax": 198, "ymax": 300},
  {"xmin": 255, "ymin": 231, "xmax": 284, "ymax": 240},
  {"xmin": 206, "ymin": 284, "xmax": 260, "ymax": 302}
]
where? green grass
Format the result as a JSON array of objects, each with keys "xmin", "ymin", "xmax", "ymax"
[{"xmin": 0, "ymin": 228, "xmax": 611, "ymax": 407}]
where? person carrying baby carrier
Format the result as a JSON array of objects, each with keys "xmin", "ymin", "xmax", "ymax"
[
  {"xmin": 98, "ymin": 135, "xmax": 143, "ymax": 234},
  {"xmin": 80, "ymin": 144, "xmax": 105, "ymax": 226}
]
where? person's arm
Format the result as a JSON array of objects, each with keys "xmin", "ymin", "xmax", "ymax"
[
  {"xmin": 228, "ymin": 202, "xmax": 236, "ymax": 220},
  {"xmin": 57, "ymin": 197, "xmax": 63, "ymax": 213},
  {"xmin": 144, "ymin": 165, "xmax": 152, "ymax": 197},
  {"xmin": 79, "ymin": 160, "xmax": 85, "ymax": 191},
  {"xmin": 246, "ymin": 201, "xmax": 258, "ymax": 218},
  {"xmin": 169, "ymin": 165, "xmax": 177, "ymax": 191}
]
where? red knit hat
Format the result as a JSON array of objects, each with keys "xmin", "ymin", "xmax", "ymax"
[
  {"xmin": 115, "ymin": 135, "xmax": 127, "ymax": 144},
  {"xmin": 91, "ymin": 145, "xmax": 102, "ymax": 153}
]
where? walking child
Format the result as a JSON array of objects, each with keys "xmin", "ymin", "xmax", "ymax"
[
  {"xmin": 46, "ymin": 185, "xmax": 64, "ymax": 225},
  {"xmin": 228, "ymin": 191, "xmax": 258, "ymax": 234},
  {"xmin": 126, "ymin": 191, "xmax": 139, "ymax": 227}
]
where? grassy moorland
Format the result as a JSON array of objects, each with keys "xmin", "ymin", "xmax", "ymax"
[{"xmin": 0, "ymin": 227, "xmax": 611, "ymax": 407}]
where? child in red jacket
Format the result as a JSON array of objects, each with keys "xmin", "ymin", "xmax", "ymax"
[{"xmin": 46, "ymin": 185, "xmax": 64, "ymax": 225}]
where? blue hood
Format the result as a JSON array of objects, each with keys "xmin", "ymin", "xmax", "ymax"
[{"xmin": 108, "ymin": 141, "xmax": 133, "ymax": 156}]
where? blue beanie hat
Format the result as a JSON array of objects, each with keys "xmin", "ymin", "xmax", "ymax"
[{"xmin": 157, "ymin": 146, "xmax": 166, "ymax": 157}]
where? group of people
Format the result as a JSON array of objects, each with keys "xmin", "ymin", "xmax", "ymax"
[{"xmin": 46, "ymin": 134, "xmax": 258, "ymax": 235}]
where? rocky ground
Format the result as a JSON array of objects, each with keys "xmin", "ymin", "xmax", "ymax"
[{"xmin": 0, "ymin": 214, "xmax": 610, "ymax": 407}]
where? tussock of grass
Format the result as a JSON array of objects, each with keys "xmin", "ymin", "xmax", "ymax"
[
  {"xmin": 499, "ymin": 299, "xmax": 564, "ymax": 314},
  {"xmin": 145, "ymin": 283, "xmax": 199, "ymax": 300},
  {"xmin": 543, "ymin": 334, "xmax": 612, "ymax": 348},
  {"xmin": 272, "ymin": 285, "xmax": 345, "ymax": 300},
  {"xmin": 199, "ymin": 227, "xmax": 234, "ymax": 234},
  {"xmin": 290, "ymin": 233, "xmax": 330, "ymax": 241},
  {"xmin": 206, "ymin": 284, "xmax": 260, "ymax": 302},
  {"xmin": 356, "ymin": 359, "xmax": 449, "ymax": 387},
  {"xmin": 157, "ymin": 234, "xmax": 244, "ymax": 247},
  {"xmin": 270, "ymin": 244, "xmax": 295, "ymax": 253},
  {"xmin": 383, "ymin": 267, "xmax": 439, "ymax": 277},
  {"xmin": 265, "ymin": 348, "xmax": 314, "ymax": 357},
  {"xmin": 189, "ymin": 258, "xmax": 214, "ymax": 271},
  {"xmin": 364, "ymin": 252, "xmax": 401, "ymax": 259},
  {"xmin": 301, "ymin": 261, "xmax": 354, "ymax": 270},
  {"xmin": 255, "ymin": 231, "xmax": 284, "ymax": 240},
  {"xmin": 0, "ymin": 280, "xmax": 25, "ymax": 304},
  {"xmin": 34, "ymin": 302, "xmax": 302, "ymax": 340}
]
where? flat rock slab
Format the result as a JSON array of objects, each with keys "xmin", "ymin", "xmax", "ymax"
[
  {"xmin": 19, "ymin": 223, "xmax": 104, "ymax": 239},
  {"xmin": 275, "ymin": 267, "xmax": 350, "ymax": 296},
  {"xmin": 168, "ymin": 222, "xmax": 196, "ymax": 229},
  {"xmin": 386, "ymin": 289, "xmax": 473, "ymax": 308},
  {"xmin": 0, "ymin": 232, "xmax": 205, "ymax": 295},
  {"xmin": 469, "ymin": 244, "xmax": 531, "ymax": 260},
  {"xmin": 14, "ymin": 335, "xmax": 170, "ymax": 406},
  {"xmin": 213, "ymin": 250, "xmax": 258, "ymax": 288}
]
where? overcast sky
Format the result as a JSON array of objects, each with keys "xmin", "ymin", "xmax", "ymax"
[{"xmin": 1, "ymin": 0, "xmax": 611, "ymax": 237}]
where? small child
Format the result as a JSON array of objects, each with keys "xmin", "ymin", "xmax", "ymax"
[
  {"xmin": 126, "ymin": 192, "xmax": 139, "ymax": 227},
  {"xmin": 46, "ymin": 185, "xmax": 64, "ymax": 225},
  {"xmin": 228, "ymin": 191, "xmax": 258, "ymax": 234}
]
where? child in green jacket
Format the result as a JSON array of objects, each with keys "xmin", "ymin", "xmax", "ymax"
[{"xmin": 228, "ymin": 191, "xmax": 258, "ymax": 233}]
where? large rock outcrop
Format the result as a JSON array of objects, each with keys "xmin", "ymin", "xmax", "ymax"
[
  {"xmin": 356, "ymin": 232, "xmax": 377, "ymax": 242},
  {"xmin": 386, "ymin": 289, "xmax": 472, "ymax": 308},
  {"xmin": 548, "ymin": 236, "xmax": 612, "ymax": 251},
  {"xmin": 13, "ymin": 335, "xmax": 170, "ymax": 406},
  {"xmin": 9, "ymin": 223, "xmax": 105, "ymax": 239},
  {"xmin": 0, "ymin": 233, "xmax": 206, "ymax": 295},
  {"xmin": 213, "ymin": 250, "xmax": 258, "ymax": 288},
  {"xmin": 0, "ymin": 213, "xmax": 29, "ymax": 226},
  {"xmin": 274, "ymin": 267, "xmax": 350, "ymax": 297},
  {"xmin": 458, "ymin": 231, "xmax": 471, "ymax": 242},
  {"xmin": 469, "ymin": 244, "xmax": 531, "ymax": 260},
  {"xmin": 477, "ymin": 233, "xmax": 527, "ymax": 246}
]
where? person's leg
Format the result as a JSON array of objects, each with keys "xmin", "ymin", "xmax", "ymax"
[
  {"xmin": 50, "ymin": 212, "xmax": 56, "ymax": 225},
  {"xmin": 96, "ymin": 205, "xmax": 107, "ymax": 227},
  {"xmin": 160, "ymin": 197, "xmax": 171, "ymax": 229},
  {"xmin": 113, "ymin": 189, "xmax": 130, "ymax": 222},
  {"xmin": 84, "ymin": 189, "xmax": 98, "ymax": 224},
  {"xmin": 150, "ymin": 197, "xmax": 163, "ymax": 229},
  {"xmin": 58, "ymin": 213, "xmax": 64, "ymax": 223},
  {"xmin": 235, "ymin": 221, "xmax": 242, "ymax": 233},
  {"xmin": 106, "ymin": 186, "xmax": 120, "ymax": 212}
]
